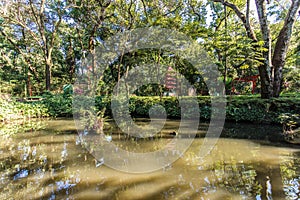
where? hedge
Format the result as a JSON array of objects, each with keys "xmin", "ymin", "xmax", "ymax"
[
  {"xmin": 96, "ymin": 95, "xmax": 300, "ymax": 124},
  {"xmin": 3, "ymin": 94, "xmax": 299, "ymax": 124}
]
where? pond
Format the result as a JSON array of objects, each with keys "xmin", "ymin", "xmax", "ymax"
[{"xmin": 0, "ymin": 119, "xmax": 299, "ymax": 199}]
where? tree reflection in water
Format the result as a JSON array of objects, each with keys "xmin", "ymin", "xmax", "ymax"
[{"xmin": 0, "ymin": 119, "xmax": 299, "ymax": 199}]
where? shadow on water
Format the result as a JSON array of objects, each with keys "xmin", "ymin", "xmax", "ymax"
[{"xmin": 0, "ymin": 119, "xmax": 300, "ymax": 199}]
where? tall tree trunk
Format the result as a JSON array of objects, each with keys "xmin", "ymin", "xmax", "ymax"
[
  {"xmin": 213, "ymin": 0, "xmax": 300, "ymax": 98},
  {"xmin": 27, "ymin": 73, "xmax": 32, "ymax": 96},
  {"xmin": 258, "ymin": 65, "xmax": 272, "ymax": 98},
  {"xmin": 213, "ymin": 0, "xmax": 275, "ymax": 98},
  {"xmin": 272, "ymin": 0, "xmax": 300, "ymax": 97},
  {"xmin": 45, "ymin": 62, "xmax": 51, "ymax": 91},
  {"xmin": 255, "ymin": 0, "xmax": 273, "ymax": 98},
  {"xmin": 223, "ymin": 4, "xmax": 228, "ymax": 87},
  {"xmin": 213, "ymin": 0, "xmax": 257, "ymax": 41},
  {"xmin": 66, "ymin": 37, "xmax": 75, "ymax": 82}
]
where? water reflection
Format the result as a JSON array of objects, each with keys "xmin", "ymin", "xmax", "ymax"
[
  {"xmin": 0, "ymin": 119, "xmax": 299, "ymax": 199},
  {"xmin": 281, "ymin": 153, "xmax": 300, "ymax": 200}
]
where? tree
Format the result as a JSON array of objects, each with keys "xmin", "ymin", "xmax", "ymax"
[
  {"xmin": 0, "ymin": 0, "xmax": 68, "ymax": 91},
  {"xmin": 213, "ymin": 0, "xmax": 300, "ymax": 98},
  {"xmin": 271, "ymin": 0, "xmax": 300, "ymax": 97},
  {"xmin": 202, "ymin": 2, "xmax": 262, "ymax": 93}
]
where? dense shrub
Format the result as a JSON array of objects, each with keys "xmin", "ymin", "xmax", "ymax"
[
  {"xmin": 41, "ymin": 93, "xmax": 73, "ymax": 117},
  {"xmin": 95, "ymin": 95, "xmax": 300, "ymax": 124},
  {"xmin": 0, "ymin": 98, "xmax": 49, "ymax": 122},
  {"xmin": 3, "ymin": 93, "xmax": 299, "ymax": 124}
]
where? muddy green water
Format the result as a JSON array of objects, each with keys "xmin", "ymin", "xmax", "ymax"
[{"xmin": 0, "ymin": 119, "xmax": 299, "ymax": 200}]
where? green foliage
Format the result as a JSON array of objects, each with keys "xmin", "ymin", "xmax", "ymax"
[
  {"xmin": 226, "ymin": 96, "xmax": 300, "ymax": 123},
  {"xmin": 95, "ymin": 96, "xmax": 111, "ymax": 115},
  {"xmin": 95, "ymin": 95, "xmax": 300, "ymax": 124},
  {"xmin": 0, "ymin": 99, "xmax": 49, "ymax": 122},
  {"xmin": 63, "ymin": 84, "xmax": 73, "ymax": 97},
  {"xmin": 41, "ymin": 93, "xmax": 73, "ymax": 118},
  {"xmin": 129, "ymin": 96, "xmax": 164, "ymax": 117},
  {"xmin": 278, "ymin": 113, "xmax": 300, "ymax": 140},
  {"xmin": 278, "ymin": 113, "xmax": 299, "ymax": 128},
  {"xmin": 2, "ymin": 93, "xmax": 296, "ymax": 125},
  {"xmin": 0, "ymin": 0, "xmax": 299, "ymax": 97},
  {"xmin": 283, "ymin": 66, "xmax": 300, "ymax": 93},
  {"xmin": 227, "ymin": 99, "xmax": 269, "ymax": 122}
]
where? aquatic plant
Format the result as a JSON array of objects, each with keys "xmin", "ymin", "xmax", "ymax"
[{"xmin": 278, "ymin": 113, "xmax": 300, "ymax": 141}]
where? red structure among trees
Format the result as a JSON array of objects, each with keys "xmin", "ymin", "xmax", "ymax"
[
  {"xmin": 231, "ymin": 75, "xmax": 259, "ymax": 94},
  {"xmin": 165, "ymin": 67, "xmax": 177, "ymax": 89}
]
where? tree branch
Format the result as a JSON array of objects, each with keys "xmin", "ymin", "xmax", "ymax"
[
  {"xmin": 0, "ymin": 30, "xmax": 40, "ymax": 82},
  {"xmin": 272, "ymin": 0, "xmax": 300, "ymax": 67},
  {"xmin": 212, "ymin": 0, "xmax": 257, "ymax": 41},
  {"xmin": 141, "ymin": 0, "xmax": 149, "ymax": 24},
  {"xmin": 214, "ymin": 10, "xmax": 232, "ymax": 32}
]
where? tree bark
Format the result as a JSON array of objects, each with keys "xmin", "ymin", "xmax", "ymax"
[
  {"xmin": 212, "ymin": 0, "xmax": 273, "ymax": 98},
  {"xmin": 29, "ymin": 0, "xmax": 62, "ymax": 91},
  {"xmin": 272, "ymin": 0, "xmax": 300, "ymax": 97},
  {"xmin": 258, "ymin": 65, "xmax": 272, "ymax": 99},
  {"xmin": 212, "ymin": 0, "xmax": 257, "ymax": 41},
  {"xmin": 67, "ymin": 37, "xmax": 76, "ymax": 82},
  {"xmin": 212, "ymin": 0, "xmax": 300, "ymax": 98},
  {"xmin": 255, "ymin": 0, "xmax": 273, "ymax": 98},
  {"xmin": 45, "ymin": 61, "xmax": 52, "ymax": 91},
  {"xmin": 27, "ymin": 73, "xmax": 32, "ymax": 96},
  {"xmin": 0, "ymin": 30, "xmax": 41, "ymax": 83}
]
